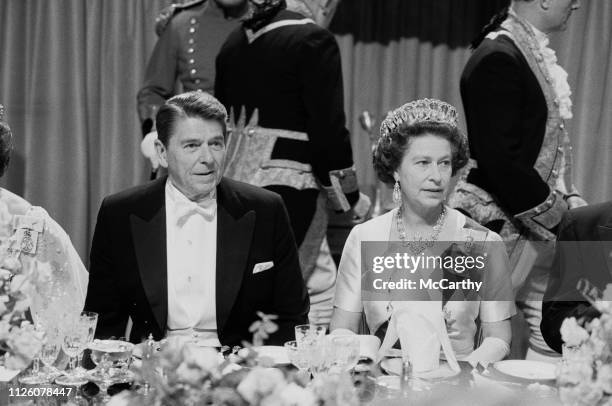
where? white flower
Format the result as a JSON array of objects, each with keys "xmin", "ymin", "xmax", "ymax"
[
  {"xmin": 1, "ymin": 257, "xmax": 21, "ymax": 274},
  {"xmin": 237, "ymin": 367, "xmax": 285, "ymax": 404},
  {"xmin": 596, "ymin": 364, "xmax": 612, "ymax": 394},
  {"xmin": 106, "ymin": 391, "xmax": 132, "ymax": 406},
  {"xmin": 561, "ymin": 317, "xmax": 589, "ymax": 346},
  {"xmin": 276, "ymin": 383, "xmax": 317, "ymax": 406},
  {"xmin": 560, "ymin": 382, "xmax": 603, "ymax": 406},
  {"xmin": 175, "ymin": 362, "xmax": 205, "ymax": 386},
  {"xmin": 10, "ymin": 274, "xmax": 30, "ymax": 294},
  {"xmin": 183, "ymin": 345, "xmax": 219, "ymax": 369},
  {"xmin": 13, "ymin": 298, "xmax": 30, "ymax": 313}
]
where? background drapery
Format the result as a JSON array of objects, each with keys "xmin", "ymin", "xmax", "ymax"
[{"xmin": 0, "ymin": 0, "xmax": 611, "ymax": 261}]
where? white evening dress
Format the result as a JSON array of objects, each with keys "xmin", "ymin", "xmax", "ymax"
[
  {"xmin": 333, "ymin": 207, "xmax": 516, "ymax": 359},
  {"xmin": 0, "ymin": 188, "xmax": 88, "ymax": 327}
]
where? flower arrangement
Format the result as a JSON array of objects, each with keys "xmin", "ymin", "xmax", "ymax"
[
  {"xmin": 0, "ymin": 256, "xmax": 46, "ymax": 370},
  {"xmin": 558, "ymin": 284, "xmax": 612, "ymax": 406},
  {"xmin": 108, "ymin": 315, "xmax": 358, "ymax": 406}
]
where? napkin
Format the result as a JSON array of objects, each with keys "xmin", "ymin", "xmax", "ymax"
[
  {"xmin": 376, "ymin": 302, "xmax": 460, "ymax": 373},
  {"xmin": 329, "ymin": 328, "xmax": 381, "ymax": 361}
]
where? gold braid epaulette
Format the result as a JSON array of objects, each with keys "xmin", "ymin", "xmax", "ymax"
[{"xmin": 154, "ymin": 0, "xmax": 208, "ymax": 36}]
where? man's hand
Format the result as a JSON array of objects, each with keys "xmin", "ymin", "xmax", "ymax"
[
  {"xmin": 351, "ymin": 192, "xmax": 371, "ymax": 222},
  {"xmin": 141, "ymin": 131, "xmax": 160, "ymax": 170},
  {"xmin": 566, "ymin": 195, "xmax": 587, "ymax": 209}
]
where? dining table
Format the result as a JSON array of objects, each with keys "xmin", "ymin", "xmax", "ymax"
[{"xmin": 0, "ymin": 356, "xmax": 563, "ymax": 405}]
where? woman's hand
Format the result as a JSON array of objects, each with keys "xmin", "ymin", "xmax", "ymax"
[{"xmin": 464, "ymin": 319, "xmax": 511, "ymax": 368}]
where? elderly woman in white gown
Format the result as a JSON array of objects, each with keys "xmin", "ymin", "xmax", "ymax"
[
  {"xmin": 330, "ymin": 99, "xmax": 516, "ymax": 365},
  {"xmin": 0, "ymin": 105, "xmax": 87, "ymax": 326}
]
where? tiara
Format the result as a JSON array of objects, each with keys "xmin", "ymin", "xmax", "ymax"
[
  {"xmin": 0, "ymin": 105, "xmax": 4, "ymax": 122},
  {"xmin": 379, "ymin": 98, "xmax": 459, "ymax": 140}
]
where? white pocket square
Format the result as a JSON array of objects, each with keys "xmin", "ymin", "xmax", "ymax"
[{"xmin": 253, "ymin": 261, "xmax": 274, "ymax": 274}]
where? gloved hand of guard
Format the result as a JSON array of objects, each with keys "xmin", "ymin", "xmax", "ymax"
[
  {"xmin": 352, "ymin": 192, "xmax": 372, "ymax": 222},
  {"xmin": 141, "ymin": 131, "xmax": 160, "ymax": 170}
]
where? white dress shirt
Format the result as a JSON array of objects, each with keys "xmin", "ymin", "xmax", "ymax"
[{"xmin": 165, "ymin": 180, "xmax": 220, "ymax": 346}]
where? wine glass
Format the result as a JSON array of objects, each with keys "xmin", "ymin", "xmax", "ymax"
[
  {"xmin": 294, "ymin": 324, "xmax": 326, "ymax": 347},
  {"xmin": 308, "ymin": 338, "xmax": 334, "ymax": 377},
  {"xmin": 39, "ymin": 331, "xmax": 62, "ymax": 381},
  {"xmin": 18, "ymin": 324, "xmax": 59, "ymax": 384},
  {"xmin": 330, "ymin": 335, "xmax": 360, "ymax": 373},
  {"xmin": 87, "ymin": 339, "xmax": 135, "ymax": 403},
  {"xmin": 284, "ymin": 340, "xmax": 310, "ymax": 381},
  {"xmin": 74, "ymin": 311, "xmax": 98, "ymax": 375},
  {"xmin": 55, "ymin": 315, "xmax": 90, "ymax": 386}
]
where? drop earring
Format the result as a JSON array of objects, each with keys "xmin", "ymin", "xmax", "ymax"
[{"xmin": 393, "ymin": 180, "xmax": 402, "ymax": 205}]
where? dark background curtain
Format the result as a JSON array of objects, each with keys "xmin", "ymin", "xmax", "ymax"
[{"xmin": 1, "ymin": 0, "xmax": 610, "ymax": 260}]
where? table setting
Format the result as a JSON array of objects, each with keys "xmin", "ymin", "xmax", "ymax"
[
  {"xmin": 0, "ymin": 315, "xmax": 595, "ymax": 406},
  {"xmin": 0, "ymin": 283, "xmax": 610, "ymax": 405}
]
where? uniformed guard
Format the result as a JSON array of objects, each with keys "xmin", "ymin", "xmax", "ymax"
[{"xmin": 215, "ymin": 0, "xmax": 368, "ymax": 328}]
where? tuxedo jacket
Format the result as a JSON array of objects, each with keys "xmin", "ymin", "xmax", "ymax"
[
  {"xmin": 541, "ymin": 202, "xmax": 612, "ymax": 353},
  {"xmin": 84, "ymin": 176, "xmax": 309, "ymax": 346},
  {"xmin": 461, "ymin": 34, "xmax": 550, "ymax": 217}
]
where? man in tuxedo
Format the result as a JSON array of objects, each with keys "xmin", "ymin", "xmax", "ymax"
[
  {"xmin": 448, "ymin": 0, "xmax": 585, "ymax": 360},
  {"xmin": 85, "ymin": 91, "xmax": 309, "ymax": 346},
  {"xmin": 542, "ymin": 202, "xmax": 612, "ymax": 353}
]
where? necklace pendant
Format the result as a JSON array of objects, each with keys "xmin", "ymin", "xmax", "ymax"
[{"xmin": 386, "ymin": 302, "xmax": 393, "ymax": 313}]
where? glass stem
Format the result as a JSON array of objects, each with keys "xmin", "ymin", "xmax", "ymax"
[
  {"xmin": 31, "ymin": 357, "xmax": 40, "ymax": 374},
  {"xmin": 77, "ymin": 352, "xmax": 83, "ymax": 369},
  {"xmin": 69, "ymin": 356, "xmax": 76, "ymax": 373}
]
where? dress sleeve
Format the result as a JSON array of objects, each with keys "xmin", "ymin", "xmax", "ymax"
[
  {"xmin": 333, "ymin": 224, "xmax": 363, "ymax": 313},
  {"xmin": 478, "ymin": 231, "xmax": 516, "ymax": 323}
]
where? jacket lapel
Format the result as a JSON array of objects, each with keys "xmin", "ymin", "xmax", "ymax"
[
  {"xmin": 130, "ymin": 178, "xmax": 168, "ymax": 334},
  {"xmin": 216, "ymin": 179, "xmax": 255, "ymax": 334}
]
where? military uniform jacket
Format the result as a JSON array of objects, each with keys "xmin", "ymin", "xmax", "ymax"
[
  {"xmin": 451, "ymin": 15, "xmax": 579, "ymax": 241},
  {"xmin": 214, "ymin": 9, "xmax": 356, "ymax": 195},
  {"xmin": 137, "ymin": 0, "xmax": 240, "ymax": 123}
]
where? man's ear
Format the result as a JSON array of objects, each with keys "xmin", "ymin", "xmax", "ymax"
[{"xmin": 155, "ymin": 139, "xmax": 169, "ymax": 168}]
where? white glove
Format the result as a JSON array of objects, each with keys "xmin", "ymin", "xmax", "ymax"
[
  {"xmin": 352, "ymin": 192, "xmax": 371, "ymax": 221},
  {"xmin": 141, "ymin": 131, "xmax": 160, "ymax": 170},
  {"xmin": 464, "ymin": 337, "xmax": 510, "ymax": 369}
]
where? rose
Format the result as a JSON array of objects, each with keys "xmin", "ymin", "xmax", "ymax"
[
  {"xmin": 560, "ymin": 382, "xmax": 603, "ymax": 406},
  {"xmin": 596, "ymin": 364, "xmax": 612, "ymax": 394},
  {"xmin": 1, "ymin": 257, "xmax": 21, "ymax": 274},
  {"xmin": 275, "ymin": 383, "xmax": 317, "ymax": 406},
  {"xmin": 561, "ymin": 317, "xmax": 590, "ymax": 347},
  {"xmin": 182, "ymin": 345, "xmax": 221, "ymax": 372},
  {"xmin": 175, "ymin": 362, "xmax": 206, "ymax": 386},
  {"xmin": 211, "ymin": 387, "xmax": 246, "ymax": 406},
  {"xmin": 237, "ymin": 367, "xmax": 285, "ymax": 404}
]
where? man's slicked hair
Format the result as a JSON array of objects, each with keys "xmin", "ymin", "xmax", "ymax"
[{"xmin": 156, "ymin": 91, "xmax": 228, "ymax": 146}]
